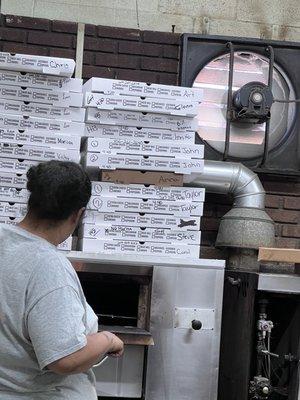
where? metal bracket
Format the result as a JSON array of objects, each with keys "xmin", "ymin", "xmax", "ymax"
[{"xmin": 174, "ymin": 307, "xmax": 215, "ymax": 330}]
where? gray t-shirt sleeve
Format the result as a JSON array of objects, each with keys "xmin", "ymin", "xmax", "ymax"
[{"xmin": 27, "ymin": 285, "xmax": 87, "ymax": 370}]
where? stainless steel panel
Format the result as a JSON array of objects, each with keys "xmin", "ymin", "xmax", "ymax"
[
  {"xmin": 258, "ymin": 273, "xmax": 300, "ymax": 294},
  {"xmin": 145, "ymin": 265, "xmax": 224, "ymax": 400},
  {"xmin": 93, "ymin": 345, "xmax": 144, "ymax": 398}
]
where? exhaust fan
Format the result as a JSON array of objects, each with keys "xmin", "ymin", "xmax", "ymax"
[{"xmin": 180, "ymin": 35, "xmax": 300, "ymax": 176}]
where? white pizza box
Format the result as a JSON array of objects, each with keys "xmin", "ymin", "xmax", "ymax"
[
  {"xmin": 84, "ymin": 123, "xmax": 195, "ymax": 143},
  {"xmin": 79, "ymin": 223, "xmax": 201, "ymax": 245},
  {"xmin": 0, "ymin": 70, "xmax": 82, "ymax": 92},
  {"xmin": 0, "ymin": 85, "xmax": 83, "ymax": 107},
  {"xmin": 0, "ymin": 129, "xmax": 81, "ymax": 150},
  {"xmin": 85, "ymin": 108, "xmax": 198, "ymax": 131},
  {"xmin": 0, "ymin": 172, "xmax": 27, "ymax": 188},
  {"xmin": 78, "ymin": 238, "xmax": 200, "ymax": 259},
  {"xmin": 0, "ymin": 143, "xmax": 80, "ymax": 163},
  {"xmin": 82, "ymin": 210, "xmax": 201, "ymax": 231},
  {"xmin": 83, "ymin": 78, "xmax": 203, "ymax": 102},
  {"xmin": 86, "ymin": 137, "xmax": 204, "ymax": 159},
  {"xmin": 87, "ymin": 196, "xmax": 204, "ymax": 217},
  {"xmin": 0, "ymin": 215, "xmax": 22, "ymax": 225},
  {"xmin": 0, "ymin": 113, "xmax": 84, "ymax": 135},
  {"xmin": 57, "ymin": 236, "xmax": 73, "ymax": 251},
  {"xmin": 84, "ymin": 92, "xmax": 199, "ymax": 117},
  {"xmin": 101, "ymin": 170, "xmax": 184, "ymax": 187},
  {"xmin": 91, "ymin": 181, "xmax": 205, "ymax": 202},
  {"xmin": 0, "ymin": 186, "xmax": 28, "ymax": 203},
  {"xmin": 0, "ymin": 157, "xmax": 37, "ymax": 174},
  {"xmin": 83, "ymin": 153, "xmax": 204, "ymax": 174},
  {"xmin": 0, "ymin": 52, "xmax": 75, "ymax": 77},
  {"xmin": 0, "ymin": 201, "xmax": 27, "ymax": 217},
  {"xmin": 0, "ymin": 99, "xmax": 85, "ymax": 121}
]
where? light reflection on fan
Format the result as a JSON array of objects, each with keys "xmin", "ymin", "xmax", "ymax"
[{"xmin": 193, "ymin": 52, "xmax": 296, "ymax": 159}]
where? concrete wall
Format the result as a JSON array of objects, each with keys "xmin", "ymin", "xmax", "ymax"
[{"xmin": 2, "ymin": 0, "xmax": 300, "ymax": 40}]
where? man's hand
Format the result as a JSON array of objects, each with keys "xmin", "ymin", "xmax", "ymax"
[{"xmin": 101, "ymin": 331, "xmax": 124, "ymax": 358}]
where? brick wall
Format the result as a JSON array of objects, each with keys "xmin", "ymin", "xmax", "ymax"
[{"xmin": 0, "ymin": 14, "xmax": 299, "ymax": 257}]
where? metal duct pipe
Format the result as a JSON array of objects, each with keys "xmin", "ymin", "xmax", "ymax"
[
  {"xmin": 184, "ymin": 160, "xmax": 275, "ymax": 271},
  {"xmin": 184, "ymin": 160, "xmax": 265, "ymax": 209}
]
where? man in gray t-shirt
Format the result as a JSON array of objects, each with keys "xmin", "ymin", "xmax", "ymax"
[
  {"xmin": 0, "ymin": 161, "xmax": 124, "ymax": 399},
  {"xmin": 0, "ymin": 224, "xmax": 98, "ymax": 399}
]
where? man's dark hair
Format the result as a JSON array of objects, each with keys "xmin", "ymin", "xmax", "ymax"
[{"xmin": 26, "ymin": 161, "xmax": 91, "ymax": 221}]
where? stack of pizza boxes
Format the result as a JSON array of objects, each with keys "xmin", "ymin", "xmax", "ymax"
[
  {"xmin": 80, "ymin": 77, "xmax": 205, "ymax": 259},
  {"xmin": 0, "ymin": 52, "xmax": 85, "ymax": 250}
]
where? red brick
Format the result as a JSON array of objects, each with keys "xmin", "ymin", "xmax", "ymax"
[
  {"xmin": 85, "ymin": 24, "xmax": 97, "ymax": 36},
  {"xmin": 284, "ymin": 197, "xmax": 300, "ymax": 210},
  {"xmin": 275, "ymin": 237, "xmax": 300, "ymax": 249},
  {"xmin": 266, "ymin": 209, "xmax": 299, "ymax": 223},
  {"xmin": 49, "ymin": 48, "xmax": 76, "ymax": 59},
  {"xmin": 265, "ymin": 194, "xmax": 282, "ymax": 209},
  {"xmin": 118, "ymin": 41, "xmax": 163, "ymax": 57},
  {"xmin": 83, "ymin": 51, "xmax": 94, "ymax": 65},
  {"xmin": 82, "ymin": 65, "xmax": 115, "ymax": 80},
  {"xmin": 0, "ymin": 28, "xmax": 26, "ymax": 43},
  {"xmin": 52, "ymin": 20, "xmax": 77, "ymax": 33},
  {"xmin": 163, "ymin": 45, "xmax": 179, "ymax": 58},
  {"xmin": 216, "ymin": 204, "xmax": 231, "ymax": 217},
  {"xmin": 201, "ymin": 217, "xmax": 220, "ymax": 231},
  {"xmin": 141, "ymin": 57, "xmax": 178, "ymax": 73},
  {"xmin": 84, "ymin": 37, "xmax": 116, "ymax": 52},
  {"xmin": 282, "ymin": 225, "xmax": 300, "ymax": 238},
  {"xmin": 263, "ymin": 180, "xmax": 300, "ymax": 195},
  {"xmin": 114, "ymin": 69, "xmax": 158, "ymax": 83},
  {"xmin": 143, "ymin": 30, "xmax": 180, "ymax": 45},
  {"xmin": 157, "ymin": 72, "xmax": 178, "ymax": 85},
  {"xmin": 201, "ymin": 231, "xmax": 217, "ymax": 246},
  {"xmin": 200, "ymin": 246, "xmax": 227, "ymax": 259},
  {"xmin": 98, "ymin": 25, "xmax": 140, "ymax": 41},
  {"xmin": 5, "ymin": 15, "xmax": 50, "ymax": 31},
  {"xmin": 275, "ymin": 223, "xmax": 282, "ymax": 237},
  {"xmin": 2, "ymin": 42, "xmax": 49, "ymax": 56},
  {"xmin": 95, "ymin": 53, "xmax": 140, "ymax": 69},
  {"xmin": 28, "ymin": 31, "xmax": 74, "ymax": 48}
]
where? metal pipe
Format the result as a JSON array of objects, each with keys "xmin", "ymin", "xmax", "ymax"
[{"xmin": 184, "ymin": 160, "xmax": 265, "ymax": 209}]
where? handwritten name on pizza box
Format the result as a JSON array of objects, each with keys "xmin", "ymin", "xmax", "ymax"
[
  {"xmin": 0, "ymin": 85, "xmax": 83, "ymax": 107},
  {"xmin": 84, "ymin": 78, "xmax": 203, "ymax": 102},
  {"xmin": 82, "ymin": 210, "xmax": 201, "ymax": 231},
  {"xmin": 87, "ymin": 196, "xmax": 204, "ymax": 217},
  {"xmin": 84, "ymin": 153, "xmax": 204, "ymax": 174},
  {"xmin": 0, "ymin": 201, "xmax": 27, "ymax": 217},
  {"xmin": 84, "ymin": 92, "xmax": 199, "ymax": 117},
  {"xmin": 0, "ymin": 52, "xmax": 75, "ymax": 77},
  {"xmin": 0, "ymin": 128, "xmax": 81, "ymax": 150},
  {"xmin": 0, "ymin": 70, "xmax": 82, "ymax": 92},
  {"xmin": 0, "ymin": 113, "xmax": 84, "ymax": 135},
  {"xmin": 91, "ymin": 182, "xmax": 205, "ymax": 202},
  {"xmin": 101, "ymin": 170, "xmax": 184, "ymax": 187},
  {"xmin": 0, "ymin": 99, "xmax": 85, "ymax": 122},
  {"xmin": 0, "ymin": 143, "xmax": 80, "ymax": 163},
  {"xmin": 0, "ymin": 187, "xmax": 28, "ymax": 203},
  {"xmin": 85, "ymin": 108, "xmax": 198, "ymax": 131},
  {"xmin": 79, "ymin": 223, "xmax": 201, "ymax": 245},
  {"xmin": 84, "ymin": 123, "xmax": 195, "ymax": 143},
  {"xmin": 0, "ymin": 172, "xmax": 27, "ymax": 188},
  {"xmin": 0, "ymin": 158, "xmax": 37, "ymax": 174},
  {"xmin": 78, "ymin": 238, "xmax": 200, "ymax": 258},
  {"xmin": 86, "ymin": 137, "xmax": 204, "ymax": 159}
]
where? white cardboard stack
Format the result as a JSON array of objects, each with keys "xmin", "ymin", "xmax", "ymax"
[
  {"xmin": 0, "ymin": 52, "xmax": 84, "ymax": 252},
  {"xmin": 80, "ymin": 78, "xmax": 204, "ymax": 259}
]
